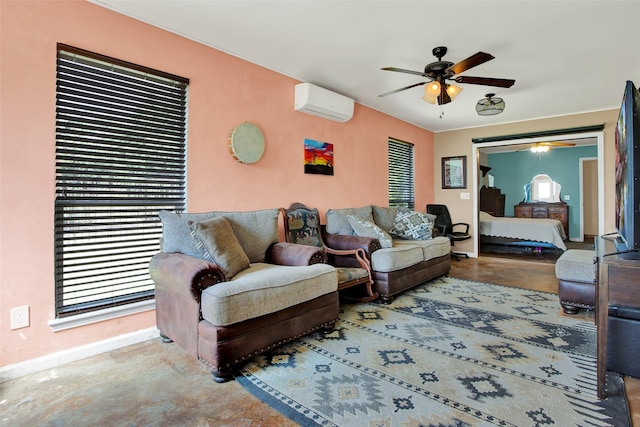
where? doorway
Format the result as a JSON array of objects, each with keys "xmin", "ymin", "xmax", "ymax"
[{"xmin": 471, "ymin": 131, "xmax": 605, "ymax": 258}]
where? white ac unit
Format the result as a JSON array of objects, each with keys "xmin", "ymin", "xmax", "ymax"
[{"xmin": 294, "ymin": 83, "xmax": 354, "ymax": 122}]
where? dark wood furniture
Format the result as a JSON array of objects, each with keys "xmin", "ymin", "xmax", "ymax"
[
  {"xmin": 514, "ymin": 201, "xmax": 569, "ymax": 236},
  {"xmin": 596, "ymin": 236, "xmax": 640, "ymax": 398},
  {"xmin": 480, "ymin": 186, "xmax": 505, "ymax": 217}
]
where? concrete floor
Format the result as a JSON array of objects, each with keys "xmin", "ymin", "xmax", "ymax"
[
  {"xmin": 1, "ymin": 338, "xmax": 295, "ymax": 426},
  {"xmin": 1, "ymin": 256, "xmax": 638, "ymax": 426}
]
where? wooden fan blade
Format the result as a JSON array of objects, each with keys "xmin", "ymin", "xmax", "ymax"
[
  {"xmin": 446, "ymin": 52, "xmax": 494, "ymax": 75},
  {"xmin": 454, "ymin": 76, "xmax": 515, "ymax": 88},
  {"xmin": 542, "ymin": 142, "xmax": 576, "ymax": 147},
  {"xmin": 378, "ymin": 81, "xmax": 426, "ymax": 97},
  {"xmin": 381, "ymin": 67, "xmax": 428, "ymax": 77}
]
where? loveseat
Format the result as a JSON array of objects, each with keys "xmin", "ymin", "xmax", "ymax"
[
  {"xmin": 323, "ymin": 205, "xmax": 451, "ymax": 303},
  {"xmin": 150, "ymin": 208, "xmax": 339, "ymax": 382}
]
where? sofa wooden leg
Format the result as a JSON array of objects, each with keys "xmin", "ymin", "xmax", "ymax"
[
  {"xmin": 211, "ymin": 368, "xmax": 234, "ymax": 383},
  {"xmin": 561, "ymin": 303, "xmax": 579, "ymax": 315},
  {"xmin": 159, "ymin": 332, "xmax": 174, "ymax": 343},
  {"xmin": 379, "ymin": 294, "xmax": 393, "ymax": 305},
  {"xmin": 322, "ymin": 321, "xmax": 337, "ymax": 333}
]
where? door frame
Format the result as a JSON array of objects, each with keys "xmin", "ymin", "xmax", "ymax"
[{"xmin": 471, "ymin": 130, "xmax": 605, "ymax": 258}]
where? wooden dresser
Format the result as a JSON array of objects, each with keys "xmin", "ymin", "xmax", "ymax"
[
  {"xmin": 480, "ymin": 186, "xmax": 505, "ymax": 217},
  {"xmin": 513, "ymin": 201, "xmax": 569, "ymax": 236}
]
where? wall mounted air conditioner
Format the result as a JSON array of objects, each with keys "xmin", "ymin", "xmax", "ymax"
[{"xmin": 294, "ymin": 83, "xmax": 354, "ymax": 122}]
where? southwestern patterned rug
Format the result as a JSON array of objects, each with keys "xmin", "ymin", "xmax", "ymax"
[{"xmin": 237, "ymin": 277, "xmax": 630, "ymax": 426}]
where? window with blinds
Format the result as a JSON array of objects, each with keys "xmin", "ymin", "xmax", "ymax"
[
  {"xmin": 55, "ymin": 44, "xmax": 188, "ymax": 318},
  {"xmin": 388, "ymin": 138, "xmax": 415, "ymax": 209}
]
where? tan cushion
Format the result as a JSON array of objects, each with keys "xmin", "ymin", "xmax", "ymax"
[
  {"xmin": 394, "ymin": 236, "xmax": 451, "ymax": 261},
  {"xmin": 325, "ymin": 206, "xmax": 374, "ymax": 235},
  {"xmin": 346, "ymin": 215, "xmax": 393, "ymax": 248},
  {"xmin": 370, "ymin": 245, "xmax": 423, "ymax": 272},
  {"xmin": 200, "ymin": 263, "xmax": 338, "ymax": 326},
  {"xmin": 188, "ymin": 216, "xmax": 250, "ymax": 279},
  {"xmin": 555, "ymin": 249, "xmax": 596, "ymax": 283}
]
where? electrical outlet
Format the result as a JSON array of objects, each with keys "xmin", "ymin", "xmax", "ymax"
[{"xmin": 10, "ymin": 305, "xmax": 29, "ymax": 330}]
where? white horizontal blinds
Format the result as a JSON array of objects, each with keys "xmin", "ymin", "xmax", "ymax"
[
  {"xmin": 55, "ymin": 44, "xmax": 188, "ymax": 317},
  {"xmin": 388, "ymin": 138, "xmax": 415, "ymax": 209}
]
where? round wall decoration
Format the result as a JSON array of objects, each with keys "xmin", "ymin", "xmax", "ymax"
[{"xmin": 228, "ymin": 122, "xmax": 265, "ymax": 164}]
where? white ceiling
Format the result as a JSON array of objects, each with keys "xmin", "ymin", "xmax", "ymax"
[{"xmin": 90, "ymin": 0, "xmax": 640, "ymax": 133}]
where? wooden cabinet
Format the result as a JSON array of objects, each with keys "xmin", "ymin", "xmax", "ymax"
[
  {"xmin": 479, "ymin": 186, "xmax": 505, "ymax": 217},
  {"xmin": 514, "ymin": 202, "xmax": 569, "ymax": 236}
]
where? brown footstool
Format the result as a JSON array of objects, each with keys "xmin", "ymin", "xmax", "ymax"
[{"xmin": 555, "ymin": 249, "xmax": 596, "ymax": 314}]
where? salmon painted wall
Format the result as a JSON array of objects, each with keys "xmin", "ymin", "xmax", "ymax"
[{"xmin": 0, "ymin": 1, "xmax": 434, "ymax": 366}]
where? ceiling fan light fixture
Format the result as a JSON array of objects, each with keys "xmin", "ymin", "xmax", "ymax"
[
  {"xmin": 425, "ymin": 81, "xmax": 441, "ymax": 98},
  {"xmin": 476, "ymin": 93, "xmax": 505, "ymax": 116},
  {"xmin": 530, "ymin": 144, "xmax": 550, "ymax": 153},
  {"xmin": 445, "ymin": 83, "xmax": 463, "ymax": 101},
  {"xmin": 422, "ymin": 94, "xmax": 437, "ymax": 104}
]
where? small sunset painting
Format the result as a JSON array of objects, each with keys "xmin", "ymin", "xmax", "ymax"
[{"xmin": 304, "ymin": 138, "xmax": 333, "ymax": 175}]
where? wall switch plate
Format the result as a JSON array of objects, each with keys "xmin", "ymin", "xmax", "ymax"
[
  {"xmin": 564, "ymin": 195, "xmax": 571, "ymax": 201},
  {"xmin": 10, "ymin": 305, "xmax": 29, "ymax": 329},
  {"xmin": 460, "ymin": 192, "xmax": 470, "ymax": 200}
]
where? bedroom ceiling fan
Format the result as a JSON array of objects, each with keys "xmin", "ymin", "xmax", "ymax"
[
  {"xmin": 379, "ymin": 46, "xmax": 515, "ymax": 105},
  {"xmin": 518, "ymin": 141, "xmax": 577, "ymax": 153}
]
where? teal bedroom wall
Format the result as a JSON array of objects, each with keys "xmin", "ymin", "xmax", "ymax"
[{"xmin": 486, "ymin": 145, "xmax": 597, "ymax": 240}]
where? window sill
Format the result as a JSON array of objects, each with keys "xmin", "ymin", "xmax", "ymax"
[{"xmin": 48, "ymin": 300, "xmax": 155, "ymax": 332}]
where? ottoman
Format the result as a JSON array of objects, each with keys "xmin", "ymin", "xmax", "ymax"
[{"xmin": 555, "ymin": 249, "xmax": 596, "ymax": 314}]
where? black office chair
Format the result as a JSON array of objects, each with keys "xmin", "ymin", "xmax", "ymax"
[{"xmin": 426, "ymin": 204, "xmax": 471, "ymax": 261}]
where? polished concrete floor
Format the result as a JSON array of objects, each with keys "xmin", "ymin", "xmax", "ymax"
[{"xmin": 1, "ymin": 256, "xmax": 638, "ymax": 426}]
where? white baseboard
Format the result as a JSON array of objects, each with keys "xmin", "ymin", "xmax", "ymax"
[{"xmin": 0, "ymin": 327, "xmax": 159, "ymax": 383}]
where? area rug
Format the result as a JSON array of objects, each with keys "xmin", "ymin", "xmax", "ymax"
[{"xmin": 237, "ymin": 277, "xmax": 630, "ymax": 426}]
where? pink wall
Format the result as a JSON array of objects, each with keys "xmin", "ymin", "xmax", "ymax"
[{"xmin": 0, "ymin": 1, "xmax": 434, "ymax": 366}]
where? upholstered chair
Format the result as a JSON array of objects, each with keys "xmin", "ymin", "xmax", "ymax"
[{"xmin": 282, "ymin": 203, "xmax": 378, "ymax": 302}]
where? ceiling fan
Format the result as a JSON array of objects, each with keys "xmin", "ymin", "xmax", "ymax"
[
  {"xmin": 518, "ymin": 141, "xmax": 577, "ymax": 153},
  {"xmin": 379, "ymin": 46, "xmax": 515, "ymax": 105}
]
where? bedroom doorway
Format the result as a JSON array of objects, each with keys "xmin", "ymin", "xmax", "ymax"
[
  {"xmin": 472, "ymin": 130, "xmax": 605, "ymax": 260},
  {"xmin": 581, "ymin": 157, "xmax": 599, "ymax": 241}
]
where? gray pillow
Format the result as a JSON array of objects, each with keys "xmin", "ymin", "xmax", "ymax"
[
  {"xmin": 159, "ymin": 209, "xmax": 279, "ymax": 263},
  {"xmin": 389, "ymin": 210, "xmax": 434, "ymax": 240},
  {"xmin": 325, "ymin": 206, "xmax": 374, "ymax": 235},
  {"xmin": 372, "ymin": 205, "xmax": 398, "ymax": 232},
  {"xmin": 188, "ymin": 216, "xmax": 250, "ymax": 279},
  {"xmin": 346, "ymin": 215, "xmax": 393, "ymax": 248},
  {"xmin": 399, "ymin": 206, "xmax": 436, "ymax": 222}
]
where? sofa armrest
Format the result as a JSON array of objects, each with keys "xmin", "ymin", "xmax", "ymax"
[
  {"xmin": 265, "ymin": 242, "xmax": 326, "ymax": 266},
  {"xmin": 324, "ymin": 233, "xmax": 381, "ymax": 255},
  {"xmin": 149, "ymin": 252, "xmax": 225, "ymax": 302}
]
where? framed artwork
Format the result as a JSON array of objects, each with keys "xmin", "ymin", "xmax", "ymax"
[
  {"xmin": 304, "ymin": 138, "xmax": 333, "ymax": 175},
  {"xmin": 442, "ymin": 156, "xmax": 467, "ymax": 189}
]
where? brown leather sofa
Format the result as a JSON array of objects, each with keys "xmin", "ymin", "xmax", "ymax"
[
  {"xmin": 324, "ymin": 205, "xmax": 451, "ymax": 303},
  {"xmin": 150, "ymin": 208, "xmax": 339, "ymax": 382}
]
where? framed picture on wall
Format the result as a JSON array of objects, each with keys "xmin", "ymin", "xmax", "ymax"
[{"xmin": 442, "ymin": 156, "xmax": 467, "ymax": 189}]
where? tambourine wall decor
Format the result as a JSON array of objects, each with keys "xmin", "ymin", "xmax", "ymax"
[{"xmin": 228, "ymin": 122, "xmax": 265, "ymax": 164}]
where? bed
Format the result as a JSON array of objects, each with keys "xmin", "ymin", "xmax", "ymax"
[{"xmin": 479, "ymin": 211, "xmax": 567, "ymax": 251}]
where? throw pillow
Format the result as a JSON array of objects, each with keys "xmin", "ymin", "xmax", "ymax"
[
  {"xmin": 346, "ymin": 215, "xmax": 393, "ymax": 248},
  {"xmin": 390, "ymin": 210, "xmax": 434, "ymax": 240},
  {"xmin": 325, "ymin": 206, "xmax": 374, "ymax": 235},
  {"xmin": 399, "ymin": 206, "xmax": 436, "ymax": 223},
  {"xmin": 371, "ymin": 205, "xmax": 398, "ymax": 232},
  {"xmin": 188, "ymin": 216, "xmax": 250, "ymax": 279}
]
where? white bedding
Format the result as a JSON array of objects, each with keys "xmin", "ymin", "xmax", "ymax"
[{"xmin": 479, "ymin": 211, "xmax": 567, "ymax": 251}]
